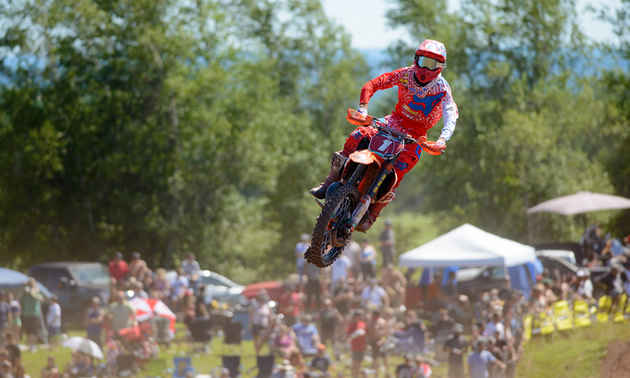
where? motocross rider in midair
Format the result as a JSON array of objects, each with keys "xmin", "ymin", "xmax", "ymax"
[{"xmin": 310, "ymin": 40, "xmax": 459, "ymax": 232}]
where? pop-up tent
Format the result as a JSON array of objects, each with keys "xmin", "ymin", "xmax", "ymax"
[{"xmin": 399, "ymin": 224, "xmax": 538, "ymax": 297}]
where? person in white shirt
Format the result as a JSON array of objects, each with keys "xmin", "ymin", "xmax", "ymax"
[
  {"xmin": 482, "ymin": 313, "xmax": 504, "ymax": 340},
  {"xmin": 330, "ymin": 255, "xmax": 352, "ymax": 294},
  {"xmin": 46, "ymin": 295, "xmax": 62, "ymax": 350},
  {"xmin": 576, "ymin": 269, "xmax": 594, "ymax": 301},
  {"xmin": 181, "ymin": 252, "xmax": 201, "ymax": 278},
  {"xmin": 361, "ymin": 278, "xmax": 390, "ymax": 309}
]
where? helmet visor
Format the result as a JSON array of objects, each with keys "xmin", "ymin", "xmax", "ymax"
[{"xmin": 416, "ymin": 55, "xmax": 444, "ymax": 71}]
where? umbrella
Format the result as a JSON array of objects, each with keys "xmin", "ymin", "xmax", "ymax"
[
  {"xmin": 129, "ymin": 297, "xmax": 176, "ymax": 333},
  {"xmin": 527, "ymin": 191, "xmax": 630, "ymax": 216},
  {"xmin": 62, "ymin": 336, "xmax": 104, "ymax": 359}
]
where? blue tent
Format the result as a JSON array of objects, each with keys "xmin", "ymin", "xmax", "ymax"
[{"xmin": 0, "ymin": 268, "xmax": 53, "ymax": 298}]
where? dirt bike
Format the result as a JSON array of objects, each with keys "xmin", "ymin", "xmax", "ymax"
[{"xmin": 305, "ymin": 109, "xmax": 445, "ymax": 268}]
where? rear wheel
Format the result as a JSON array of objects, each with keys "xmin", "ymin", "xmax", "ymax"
[{"xmin": 305, "ymin": 184, "xmax": 360, "ymax": 267}]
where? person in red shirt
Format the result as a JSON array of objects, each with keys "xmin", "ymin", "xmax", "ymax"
[
  {"xmin": 108, "ymin": 252, "xmax": 129, "ymax": 282},
  {"xmin": 310, "ymin": 39, "xmax": 458, "ymax": 231},
  {"xmin": 346, "ymin": 309, "xmax": 367, "ymax": 378},
  {"xmin": 279, "ymin": 285, "xmax": 303, "ymax": 327}
]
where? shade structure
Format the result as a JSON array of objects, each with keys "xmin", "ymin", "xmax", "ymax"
[
  {"xmin": 399, "ymin": 224, "xmax": 536, "ymax": 268},
  {"xmin": 0, "ymin": 268, "xmax": 53, "ymax": 298},
  {"xmin": 62, "ymin": 336, "xmax": 104, "ymax": 359},
  {"xmin": 527, "ymin": 191, "xmax": 630, "ymax": 216},
  {"xmin": 129, "ymin": 297, "xmax": 176, "ymax": 334}
]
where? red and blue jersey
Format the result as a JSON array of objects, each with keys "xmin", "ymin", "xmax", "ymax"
[{"xmin": 360, "ymin": 66, "xmax": 458, "ymax": 141}]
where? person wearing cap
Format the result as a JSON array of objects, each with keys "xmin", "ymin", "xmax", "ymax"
[
  {"xmin": 296, "ymin": 234, "xmax": 310, "ymax": 279},
  {"xmin": 85, "ymin": 296, "xmax": 104, "ymax": 348},
  {"xmin": 310, "ymin": 344, "xmax": 334, "ymax": 374},
  {"xmin": 467, "ymin": 337, "xmax": 505, "ymax": 378},
  {"xmin": 379, "ymin": 218, "xmax": 396, "ymax": 267},
  {"xmin": 108, "ymin": 252, "xmax": 129, "ymax": 281},
  {"xmin": 346, "ymin": 310, "xmax": 367, "ymax": 378},
  {"xmin": 129, "ymin": 252, "xmax": 149, "ymax": 281},
  {"xmin": 443, "ymin": 323, "xmax": 467, "ymax": 378}
]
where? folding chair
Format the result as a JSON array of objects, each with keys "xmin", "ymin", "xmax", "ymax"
[
  {"xmin": 255, "ymin": 355, "xmax": 275, "ymax": 378},
  {"xmin": 188, "ymin": 317, "xmax": 213, "ymax": 352},
  {"xmin": 222, "ymin": 321, "xmax": 243, "ymax": 354},
  {"xmin": 152, "ymin": 316, "xmax": 174, "ymax": 347},
  {"xmin": 222, "ymin": 355, "xmax": 242, "ymax": 378},
  {"xmin": 173, "ymin": 357, "xmax": 193, "ymax": 378},
  {"xmin": 116, "ymin": 354, "xmax": 136, "ymax": 377}
]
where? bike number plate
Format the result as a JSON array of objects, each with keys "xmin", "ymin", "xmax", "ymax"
[{"xmin": 369, "ymin": 133, "xmax": 404, "ymax": 156}]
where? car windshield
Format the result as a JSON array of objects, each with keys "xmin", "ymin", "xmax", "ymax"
[{"xmin": 69, "ymin": 265, "xmax": 110, "ymax": 285}]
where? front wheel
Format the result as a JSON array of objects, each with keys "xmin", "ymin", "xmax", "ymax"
[{"xmin": 305, "ymin": 184, "xmax": 360, "ymax": 267}]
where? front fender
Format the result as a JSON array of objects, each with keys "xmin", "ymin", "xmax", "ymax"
[{"xmin": 348, "ymin": 150, "xmax": 383, "ymax": 167}]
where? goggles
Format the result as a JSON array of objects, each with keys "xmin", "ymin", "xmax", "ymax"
[{"xmin": 415, "ymin": 55, "xmax": 445, "ymax": 71}]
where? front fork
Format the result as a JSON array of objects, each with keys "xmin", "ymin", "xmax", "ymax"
[{"xmin": 346, "ymin": 160, "xmax": 394, "ymax": 231}]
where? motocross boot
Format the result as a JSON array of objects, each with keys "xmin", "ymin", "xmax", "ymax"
[
  {"xmin": 356, "ymin": 192, "xmax": 394, "ymax": 232},
  {"xmin": 310, "ymin": 152, "xmax": 348, "ymax": 200}
]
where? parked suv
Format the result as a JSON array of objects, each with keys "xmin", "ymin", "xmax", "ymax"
[{"xmin": 28, "ymin": 262, "xmax": 110, "ymax": 324}]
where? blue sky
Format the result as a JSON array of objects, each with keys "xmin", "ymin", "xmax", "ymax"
[{"xmin": 321, "ymin": 0, "xmax": 621, "ymax": 50}]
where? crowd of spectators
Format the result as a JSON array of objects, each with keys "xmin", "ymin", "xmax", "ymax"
[{"xmin": 2, "ymin": 221, "xmax": 630, "ymax": 377}]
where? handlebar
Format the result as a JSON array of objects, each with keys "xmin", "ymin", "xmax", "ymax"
[{"xmin": 373, "ymin": 119, "xmax": 420, "ymax": 145}]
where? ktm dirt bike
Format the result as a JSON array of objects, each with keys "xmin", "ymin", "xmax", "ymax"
[{"xmin": 305, "ymin": 109, "xmax": 445, "ymax": 268}]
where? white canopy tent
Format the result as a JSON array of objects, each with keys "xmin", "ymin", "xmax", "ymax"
[{"xmin": 399, "ymin": 224, "xmax": 537, "ymax": 268}]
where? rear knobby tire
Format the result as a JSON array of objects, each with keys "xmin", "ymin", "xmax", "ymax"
[{"xmin": 305, "ymin": 184, "xmax": 360, "ymax": 268}]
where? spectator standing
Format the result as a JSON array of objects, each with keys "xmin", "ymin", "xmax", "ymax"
[
  {"xmin": 318, "ymin": 298, "xmax": 343, "ymax": 351},
  {"xmin": 6, "ymin": 293, "xmax": 20, "ymax": 345},
  {"xmin": 346, "ymin": 237, "xmax": 362, "ymax": 279},
  {"xmin": 0, "ymin": 291, "xmax": 11, "ymax": 348},
  {"xmin": 483, "ymin": 313, "xmax": 504, "ymax": 340},
  {"xmin": 295, "ymin": 234, "xmax": 310, "ymax": 280},
  {"xmin": 194, "ymin": 285, "xmax": 209, "ymax": 318},
  {"xmin": 107, "ymin": 291, "xmax": 137, "ymax": 333},
  {"xmin": 108, "ymin": 252, "xmax": 129, "ymax": 282},
  {"xmin": 381, "ymin": 264, "xmax": 408, "ymax": 307},
  {"xmin": 153, "ymin": 268, "xmax": 171, "ymax": 300},
  {"xmin": 366, "ymin": 309, "xmax": 389, "ymax": 375},
  {"xmin": 7, "ymin": 293, "xmax": 20, "ymax": 344},
  {"xmin": 304, "ymin": 260, "xmax": 321, "ymax": 310},
  {"xmin": 332, "ymin": 278, "xmax": 354, "ymax": 318},
  {"xmin": 250, "ymin": 290, "xmax": 271, "ymax": 355},
  {"xmin": 181, "ymin": 252, "xmax": 201, "ymax": 278},
  {"xmin": 359, "ymin": 239, "xmax": 377, "ymax": 279},
  {"xmin": 432, "ymin": 308, "xmax": 455, "ymax": 339},
  {"xmin": 597, "ymin": 263, "xmax": 628, "ymax": 315},
  {"xmin": 128, "ymin": 252, "xmax": 149, "ymax": 282},
  {"xmin": 20, "ymin": 278, "xmax": 43, "ymax": 352},
  {"xmin": 85, "ymin": 297, "xmax": 104, "ymax": 348},
  {"xmin": 279, "ymin": 285, "xmax": 303, "ymax": 327},
  {"xmin": 46, "ymin": 295, "xmax": 62, "ymax": 350},
  {"xmin": 346, "ymin": 310, "xmax": 367, "ymax": 378},
  {"xmin": 170, "ymin": 268, "xmax": 190, "ymax": 310},
  {"xmin": 292, "ymin": 314, "xmax": 320, "ymax": 358},
  {"xmin": 443, "ymin": 323, "xmax": 467, "ymax": 378},
  {"xmin": 379, "ymin": 218, "xmax": 396, "ymax": 267},
  {"xmin": 467, "ymin": 338, "xmax": 505, "ymax": 378},
  {"xmin": 361, "ymin": 278, "xmax": 390, "ymax": 309},
  {"xmin": 330, "ymin": 255, "xmax": 352, "ymax": 294}
]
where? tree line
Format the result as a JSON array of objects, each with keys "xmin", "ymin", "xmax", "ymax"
[{"xmin": 0, "ymin": 0, "xmax": 628, "ymax": 280}]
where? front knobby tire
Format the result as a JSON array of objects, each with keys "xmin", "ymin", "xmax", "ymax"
[{"xmin": 305, "ymin": 184, "xmax": 360, "ymax": 268}]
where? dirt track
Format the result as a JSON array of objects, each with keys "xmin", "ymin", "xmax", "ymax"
[{"xmin": 600, "ymin": 340, "xmax": 630, "ymax": 378}]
